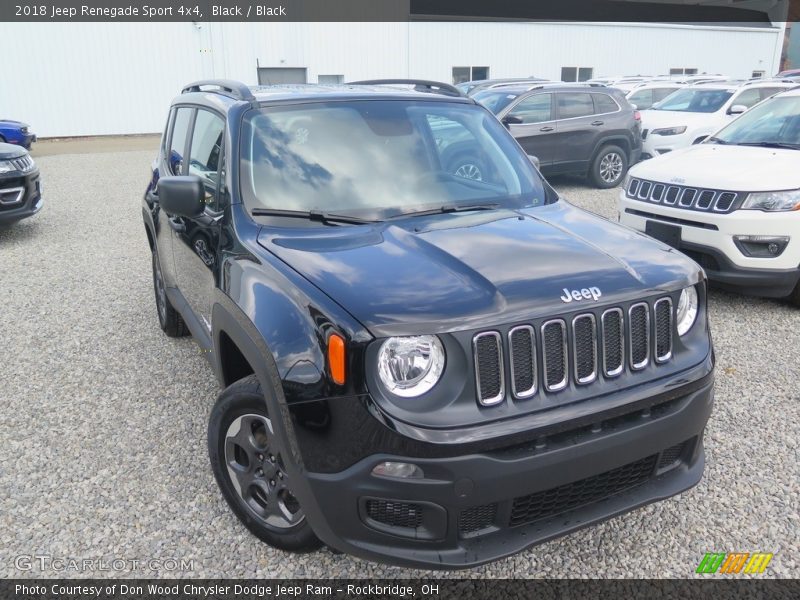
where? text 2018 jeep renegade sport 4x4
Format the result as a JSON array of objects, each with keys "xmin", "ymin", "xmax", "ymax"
[{"xmin": 142, "ymin": 79, "xmax": 715, "ymax": 569}]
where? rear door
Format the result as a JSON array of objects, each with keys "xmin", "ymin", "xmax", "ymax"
[
  {"xmin": 502, "ymin": 92, "xmax": 557, "ymax": 167},
  {"xmin": 551, "ymin": 92, "xmax": 597, "ymax": 171}
]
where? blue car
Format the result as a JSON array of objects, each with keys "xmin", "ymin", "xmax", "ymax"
[{"xmin": 0, "ymin": 119, "xmax": 36, "ymax": 150}]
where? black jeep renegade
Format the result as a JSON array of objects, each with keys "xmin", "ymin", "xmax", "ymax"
[{"xmin": 142, "ymin": 79, "xmax": 714, "ymax": 569}]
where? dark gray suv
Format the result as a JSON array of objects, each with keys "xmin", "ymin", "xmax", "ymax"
[{"xmin": 473, "ymin": 84, "xmax": 642, "ymax": 188}]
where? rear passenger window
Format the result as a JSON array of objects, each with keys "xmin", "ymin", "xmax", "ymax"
[
  {"xmin": 168, "ymin": 107, "xmax": 193, "ymax": 176},
  {"xmin": 507, "ymin": 94, "xmax": 553, "ymax": 124},
  {"xmin": 592, "ymin": 93, "xmax": 619, "ymax": 114},
  {"xmin": 558, "ymin": 93, "xmax": 594, "ymax": 119},
  {"xmin": 653, "ymin": 88, "xmax": 677, "ymax": 102},
  {"xmin": 189, "ymin": 109, "xmax": 226, "ymax": 210}
]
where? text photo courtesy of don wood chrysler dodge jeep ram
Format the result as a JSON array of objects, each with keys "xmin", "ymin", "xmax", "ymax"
[{"xmin": 142, "ymin": 79, "xmax": 715, "ymax": 569}]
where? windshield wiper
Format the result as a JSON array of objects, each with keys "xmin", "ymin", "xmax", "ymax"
[
  {"xmin": 706, "ymin": 136, "xmax": 728, "ymax": 145},
  {"xmin": 387, "ymin": 203, "xmax": 500, "ymax": 220},
  {"xmin": 735, "ymin": 141, "xmax": 799, "ymax": 150},
  {"xmin": 250, "ymin": 208, "xmax": 377, "ymax": 225}
]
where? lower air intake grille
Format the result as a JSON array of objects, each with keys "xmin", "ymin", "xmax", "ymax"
[
  {"xmin": 658, "ymin": 440, "xmax": 690, "ymax": 469},
  {"xmin": 365, "ymin": 499, "xmax": 423, "ymax": 529},
  {"xmin": 459, "ymin": 503, "xmax": 498, "ymax": 535},
  {"xmin": 509, "ymin": 454, "xmax": 658, "ymax": 527}
]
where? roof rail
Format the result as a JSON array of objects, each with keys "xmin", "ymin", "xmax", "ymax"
[
  {"xmin": 181, "ymin": 79, "xmax": 255, "ymax": 102},
  {"xmin": 347, "ymin": 79, "xmax": 465, "ymax": 97}
]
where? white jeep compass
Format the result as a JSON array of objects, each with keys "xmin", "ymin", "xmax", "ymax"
[
  {"xmin": 639, "ymin": 80, "xmax": 796, "ymax": 159},
  {"xmin": 620, "ymin": 86, "xmax": 800, "ymax": 305}
]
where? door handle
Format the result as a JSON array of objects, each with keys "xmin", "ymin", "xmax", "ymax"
[
  {"xmin": 591, "ymin": 120, "xmax": 604, "ymax": 126},
  {"xmin": 539, "ymin": 126, "xmax": 554, "ymax": 132},
  {"xmin": 168, "ymin": 216, "xmax": 186, "ymax": 233}
]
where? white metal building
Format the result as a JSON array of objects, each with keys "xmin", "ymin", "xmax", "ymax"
[{"xmin": 0, "ymin": 21, "xmax": 787, "ymax": 138}]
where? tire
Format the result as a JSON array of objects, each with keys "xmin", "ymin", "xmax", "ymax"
[
  {"xmin": 151, "ymin": 250, "xmax": 188, "ymax": 337},
  {"xmin": 208, "ymin": 375, "xmax": 322, "ymax": 553},
  {"xmin": 589, "ymin": 144, "xmax": 628, "ymax": 189}
]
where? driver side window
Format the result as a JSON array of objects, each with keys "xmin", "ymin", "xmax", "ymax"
[
  {"xmin": 508, "ymin": 94, "xmax": 553, "ymax": 124},
  {"xmin": 189, "ymin": 109, "xmax": 226, "ymax": 211}
]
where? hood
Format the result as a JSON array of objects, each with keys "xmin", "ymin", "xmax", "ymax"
[
  {"xmin": 0, "ymin": 142, "xmax": 28, "ymax": 160},
  {"xmin": 640, "ymin": 108, "xmax": 723, "ymax": 131},
  {"xmin": 0, "ymin": 120, "xmax": 27, "ymax": 127},
  {"xmin": 630, "ymin": 144, "xmax": 800, "ymax": 191},
  {"xmin": 258, "ymin": 202, "xmax": 700, "ymax": 336}
]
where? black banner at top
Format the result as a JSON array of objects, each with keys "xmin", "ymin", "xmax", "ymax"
[{"xmin": 0, "ymin": 0, "xmax": 791, "ymax": 23}]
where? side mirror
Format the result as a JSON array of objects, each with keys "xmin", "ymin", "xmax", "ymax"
[
  {"xmin": 502, "ymin": 115, "xmax": 523, "ymax": 126},
  {"xmin": 527, "ymin": 155, "xmax": 540, "ymax": 169},
  {"xmin": 728, "ymin": 104, "xmax": 748, "ymax": 115},
  {"xmin": 158, "ymin": 176, "xmax": 205, "ymax": 218}
]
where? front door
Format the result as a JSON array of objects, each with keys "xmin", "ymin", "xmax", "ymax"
[
  {"xmin": 502, "ymin": 93, "xmax": 557, "ymax": 167},
  {"xmin": 171, "ymin": 108, "xmax": 227, "ymax": 335}
]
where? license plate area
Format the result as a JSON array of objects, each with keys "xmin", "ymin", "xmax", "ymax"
[{"xmin": 645, "ymin": 220, "xmax": 681, "ymax": 249}]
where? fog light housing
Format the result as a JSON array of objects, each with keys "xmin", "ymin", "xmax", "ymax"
[
  {"xmin": 733, "ymin": 235, "xmax": 790, "ymax": 258},
  {"xmin": 371, "ymin": 462, "xmax": 424, "ymax": 479}
]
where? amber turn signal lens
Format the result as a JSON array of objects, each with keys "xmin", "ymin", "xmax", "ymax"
[{"xmin": 328, "ymin": 334, "xmax": 346, "ymax": 385}]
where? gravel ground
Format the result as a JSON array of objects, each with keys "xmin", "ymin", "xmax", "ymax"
[{"xmin": 0, "ymin": 151, "xmax": 797, "ymax": 579}]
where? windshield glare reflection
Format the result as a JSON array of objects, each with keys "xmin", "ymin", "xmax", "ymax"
[
  {"xmin": 709, "ymin": 95, "xmax": 800, "ymax": 147},
  {"xmin": 241, "ymin": 100, "xmax": 545, "ymax": 221}
]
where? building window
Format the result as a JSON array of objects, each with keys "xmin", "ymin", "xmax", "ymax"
[
  {"xmin": 318, "ymin": 74, "xmax": 344, "ymax": 84},
  {"xmin": 669, "ymin": 68, "xmax": 698, "ymax": 75},
  {"xmin": 561, "ymin": 67, "xmax": 594, "ymax": 82},
  {"xmin": 751, "ymin": 70, "xmax": 765, "ymax": 79},
  {"xmin": 452, "ymin": 66, "xmax": 490, "ymax": 84}
]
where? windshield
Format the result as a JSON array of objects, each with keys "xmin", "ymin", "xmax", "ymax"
[
  {"xmin": 471, "ymin": 90, "xmax": 521, "ymax": 114},
  {"xmin": 241, "ymin": 100, "xmax": 546, "ymax": 220},
  {"xmin": 708, "ymin": 95, "xmax": 800, "ymax": 148},
  {"xmin": 651, "ymin": 88, "xmax": 733, "ymax": 113}
]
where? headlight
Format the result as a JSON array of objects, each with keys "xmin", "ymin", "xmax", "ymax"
[
  {"xmin": 676, "ymin": 286, "xmax": 699, "ymax": 336},
  {"xmin": 0, "ymin": 161, "xmax": 16, "ymax": 174},
  {"xmin": 377, "ymin": 335, "xmax": 445, "ymax": 397},
  {"xmin": 651, "ymin": 126, "xmax": 687, "ymax": 136},
  {"xmin": 741, "ymin": 190, "xmax": 800, "ymax": 212}
]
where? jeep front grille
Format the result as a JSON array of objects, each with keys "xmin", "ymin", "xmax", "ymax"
[
  {"xmin": 473, "ymin": 332, "xmax": 504, "ymax": 406},
  {"xmin": 1, "ymin": 155, "xmax": 34, "ymax": 173},
  {"xmin": 472, "ymin": 296, "xmax": 675, "ymax": 405},
  {"xmin": 541, "ymin": 320, "xmax": 567, "ymax": 392},
  {"xmin": 627, "ymin": 177, "xmax": 739, "ymax": 214}
]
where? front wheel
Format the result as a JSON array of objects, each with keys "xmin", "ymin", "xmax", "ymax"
[
  {"xmin": 208, "ymin": 375, "xmax": 322, "ymax": 553},
  {"xmin": 789, "ymin": 281, "xmax": 800, "ymax": 308},
  {"xmin": 589, "ymin": 144, "xmax": 628, "ymax": 189}
]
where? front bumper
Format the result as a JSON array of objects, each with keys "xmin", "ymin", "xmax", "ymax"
[
  {"xmin": 0, "ymin": 169, "xmax": 42, "ymax": 223},
  {"xmin": 619, "ymin": 194, "xmax": 800, "ymax": 298},
  {"xmin": 299, "ymin": 367, "xmax": 714, "ymax": 569},
  {"xmin": 641, "ymin": 130, "xmax": 693, "ymax": 158}
]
